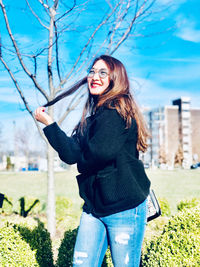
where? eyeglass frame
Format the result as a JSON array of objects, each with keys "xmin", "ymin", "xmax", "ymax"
[{"xmin": 87, "ymin": 68, "xmax": 110, "ymax": 79}]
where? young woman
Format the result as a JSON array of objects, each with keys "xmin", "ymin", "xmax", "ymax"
[{"xmin": 35, "ymin": 55, "xmax": 151, "ymax": 267}]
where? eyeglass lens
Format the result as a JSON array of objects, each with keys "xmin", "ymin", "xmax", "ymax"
[{"xmin": 88, "ymin": 69, "xmax": 108, "ymax": 78}]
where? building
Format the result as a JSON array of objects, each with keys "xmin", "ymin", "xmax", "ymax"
[
  {"xmin": 143, "ymin": 97, "xmax": 200, "ymax": 169},
  {"xmin": 0, "ymin": 154, "xmax": 68, "ymax": 172}
]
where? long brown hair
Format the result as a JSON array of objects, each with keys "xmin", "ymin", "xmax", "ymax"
[
  {"xmin": 44, "ymin": 55, "xmax": 149, "ymax": 152},
  {"xmin": 80, "ymin": 55, "xmax": 149, "ymax": 152}
]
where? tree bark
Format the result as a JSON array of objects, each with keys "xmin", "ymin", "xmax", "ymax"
[{"xmin": 47, "ymin": 142, "xmax": 56, "ymax": 237}]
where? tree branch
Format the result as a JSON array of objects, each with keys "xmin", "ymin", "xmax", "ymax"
[
  {"xmin": 56, "ymin": 0, "xmax": 76, "ymax": 22},
  {"xmin": 57, "ymin": 0, "xmax": 123, "ymax": 91},
  {"xmin": 0, "ymin": 55, "xmax": 46, "ymax": 142},
  {"xmin": 65, "ymin": 35, "xmax": 110, "ymax": 87},
  {"xmin": 0, "ymin": 0, "xmax": 49, "ymax": 101},
  {"xmin": 54, "ymin": 0, "xmax": 59, "ymax": 9},
  {"xmin": 54, "ymin": 22, "xmax": 61, "ymax": 82},
  {"xmin": 47, "ymin": 6, "xmax": 57, "ymax": 96},
  {"xmin": 107, "ymin": 0, "xmax": 132, "ymax": 53},
  {"xmin": 110, "ymin": 0, "xmax": 155, "ymax": 55},
  {"xmin": 38, "ymin": 0, "xmax": 50, "ymax": 14},
  {"xmin": 25, "ymin": 0, "xmax": 49, "ymax": 29},
  {"xmin": 58, "ymin": 91, "xmax": 85, "ymax": 126}
]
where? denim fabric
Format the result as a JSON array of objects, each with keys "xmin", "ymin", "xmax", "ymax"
[{"xmin": 73, "ymin": 199, "xmax": 147, "ymax": 267}]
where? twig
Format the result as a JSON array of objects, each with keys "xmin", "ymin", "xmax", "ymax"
[
  {"xmin": 0, "ymin": 56, "xmax": 46, "ymax": 141},
  {"xmin": 0, "ymin": 0, "xmax": 49, "ymax": 100},
  {"xmin": 25, "ymin": 0, "xmax": 49, "ymax": 29},
  {"xmin": 57, "ymin": 0, "xmax": 123, "ymax": 90}
]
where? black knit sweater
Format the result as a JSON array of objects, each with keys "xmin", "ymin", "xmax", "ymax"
[{"xmin": 43, "ymin": 107, "xmax": 150, "ymax": 217}]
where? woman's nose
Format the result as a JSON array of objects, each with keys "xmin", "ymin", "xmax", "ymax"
[{"xmin": 93, "ymin": 71, "xmax": 100, "ymax": 79}]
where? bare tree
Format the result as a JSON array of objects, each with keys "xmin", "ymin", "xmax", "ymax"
[
  {"xmin": 14, "ymin": 122, "xmax": 38, "ymax": 166},
  {"xmin": 158, "ymin": 144, "xmax": 167, "ymax": 165},
  {"xmin": 0, "ymin": 0, "xmax": 162, "ymax": 236},
  {"xmin": 174, "ymin": 144, "xmax": 184, "ymax": 167}
]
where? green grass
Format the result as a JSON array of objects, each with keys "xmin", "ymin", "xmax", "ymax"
[
  {"xmin": 1, "ymin": 168, "xmax": 200, "ymax": 214},
  {"xmin": 0, "ymin": 168, "xmax": 83, "ymax": 216},
  {"xmin": 1, "ymin": 168, "xmax": 200, "ymax": 261},
  {"xmin": 146, "ymin": 168, "xmax": 200, "ymax": 213}
]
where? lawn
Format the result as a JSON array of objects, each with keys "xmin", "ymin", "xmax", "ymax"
[
  {"xmin": 146, "ymin": 168, "xmax": 200, "ymax": 213},
  {"xmin": 0, "ymin": 168, "xmax": 200, "ymax": 214},
  {"xmin": 1, "ymin": 168, "xmax": 200, "ymax": 263}
]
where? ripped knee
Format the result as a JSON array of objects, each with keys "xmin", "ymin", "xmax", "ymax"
[
  {"xmin": 115, "ymin": 233, "xmax": 130, "ymax": 245},
  {"xmin": 73, "ymin": 251, "xmax": 88, "ymax": 265}
]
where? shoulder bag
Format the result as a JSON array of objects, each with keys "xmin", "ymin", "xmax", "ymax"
[{"xmin": 147, "ymin": 189, "xmax": 161, "ymax": 222}]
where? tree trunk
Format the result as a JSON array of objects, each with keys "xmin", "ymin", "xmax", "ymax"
[
  {"xmin": 47, "ymin": 142, "xmax": 56, "ymax": 237},
  {"xmin": 46, "ymin": 105, "xmax": 56, "ymax": 237}
]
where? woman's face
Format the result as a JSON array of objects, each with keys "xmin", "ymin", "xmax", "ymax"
[{"xmin": 87, "ymin": 59, "xmax": 110, "ymax": 95}]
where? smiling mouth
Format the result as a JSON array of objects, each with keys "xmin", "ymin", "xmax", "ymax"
[{"xmin": 91, "ymin": 82, "xmax": 102, "ymax": 87}]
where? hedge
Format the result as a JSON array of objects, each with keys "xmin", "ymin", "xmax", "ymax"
[
  {"xmin": 56, "ymin": 196, "xmax": 72, "ymax": 221},
  {"xmin": 56, "ymin": 228, "xmax": 78, "ymax": 267},
  {"xmin": 0, "ymin": 217, "xmax": 54, "ymax": 267},
  {"xmin": 0, "ymin": 223, "xmax": 39, "ymax": 266},
  {"xmin": 177, "ymin": 197, "xmax": 200, "ymax": 211},
  {"xmin": 0, "ymin": 195, "xmax": 44, "ymax": 216},
  {"xmin": 0, "ymin": 195, "xmax": 13, "ymax": 215},
  {"xmin": 142, "ymin": 206, "xmax": 200, "ymax": 266},
  {"xmin": 158, "ymin": 197, "xmax": 171, "ymax": 217}
]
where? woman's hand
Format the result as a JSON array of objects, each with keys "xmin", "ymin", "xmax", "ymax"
[{"xmin": 34, "ymin": 107, "xmax": 54, "ymax": 126}]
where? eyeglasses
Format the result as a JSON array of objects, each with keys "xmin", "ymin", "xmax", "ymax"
[{"xmin": 87, "ymin": 68, "xmax": 109, "ymax": 79}]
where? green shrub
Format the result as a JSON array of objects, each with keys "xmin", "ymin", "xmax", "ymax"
[
  {"xmin": 55, "ymin": 196, "xmax": 81, "ymax": 231},
  {"xmin": 177, "ymin": 198, "xmax": 200, "ymax": 211},
  {"xmin": 1, "ymin": 195, "xmax": 44, "ymax": 217},
  {"xmin": 17, "ymin": 220, "xmax": 54, "ymax": 267},
  {"xmin": 0, "ymin": 223, "xmax": 39, "ymax": 266},
  {"xmin": 0, "ymin": 195, "xmax": 13, "ymax": 215},
  {"xmin": 16, "ymin": 196, "xmax": 43, "ymax": 216},
  {"xmin": 142, "ymin": 206, "xmax": 200, "ymax": 266},
  {"xmin": 0, "ymin": 217, "xmax": 54, "ymax": 267},
  {"xmin": 102, "ymin": 248, "xmax": 113, "ymax": 267},
  {"xmin": 56, "ymin": 228, "xmax": 78, "ymax": 267},
  {"xmin": 56, "ymin": 196, "xmax": 72, "ymax": 221},
  {"xmin": 158, "ymin": 197, "xmax": 171, "ymax": 217},
  {"xmin": 56, "ymin": 227, "xmax": 113, "ymax": 267}
]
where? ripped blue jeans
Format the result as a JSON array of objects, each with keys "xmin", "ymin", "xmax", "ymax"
[{"xmin": 73, "ymin": 199, "xmax": 147, "ymax": 267}]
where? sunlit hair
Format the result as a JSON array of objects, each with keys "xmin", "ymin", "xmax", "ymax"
[
  {"xmin": 44, "ymin": 55, "xmax": 149, "ymax": 152},
  {"xmin": 79, "ymin": 55, "xmax": 149, "ymax": 152}
]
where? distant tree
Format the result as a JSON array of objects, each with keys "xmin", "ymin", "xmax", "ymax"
[
  {"xmin": 158, "ymin": 144, "xmax": 167, "ymax": 165},
  {"xmin": 174, "ymin": 144, "xmax": 184, "ymax": 167},
  {"xmin": 6, "ymin": 156, "xmax": 13, "ymax": 170},
  {"xmin": 15, "ymin": 122, "xmax": 39, "ymax": 163}
]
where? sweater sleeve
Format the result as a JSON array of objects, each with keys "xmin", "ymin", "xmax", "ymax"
[
  {"xmin": 43, "ymin": 122, "xmax": 81, "ymax": 165},
  {"xmin": 77, "ymin": 108, "xmax": 133, "ymax": 173}
]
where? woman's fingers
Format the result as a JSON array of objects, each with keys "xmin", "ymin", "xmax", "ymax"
[
  {"xmin": 35, "ymin": 107, "xmax": 45, "ymax": 116},
  {"xmin": 34, "ymin": 107, "xmax": 53, "ymax": 125}
]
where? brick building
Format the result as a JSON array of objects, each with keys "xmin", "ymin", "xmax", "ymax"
[{"xmin": 143, "ymin": 97, "xmax": 200, "ymax": 169}]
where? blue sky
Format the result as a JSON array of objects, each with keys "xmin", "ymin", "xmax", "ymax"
[{"xmin": 0, "ymin": 0, "xmax": 200, "ymax": 150}]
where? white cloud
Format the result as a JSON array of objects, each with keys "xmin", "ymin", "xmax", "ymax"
[
  {"xmin": 157, "ymin": 0, "xmax": 186, "ymax": 5},
  {"xmin": 130, "ymin": 77, "xmax": 172, "ymax": 107},
  {"xmin": 156, "ymin": 63, "xmax": 200, "ymax": 83},
  {"xmin": 177, "ymin": 27, "xmax": 200, "ymax": 43},
  {"xmin": 14, "ymin": 34, "xmax": 33, "ymax": 44},
  {"xmin": 130, "ymin": 76, "xmax": 200, "ymax": 109},
  {"xmin": 0, "ymin": 87, "xmax": 21, "ymax": 103},
  {"xmin": 152, "ymin": 57, "xmax": 200, "ymax": 63},
  {"xmin": 175, "ymin": 16, "xmax": 200, "ymax": 43}
]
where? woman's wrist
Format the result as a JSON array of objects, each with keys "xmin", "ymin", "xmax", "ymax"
[{"xmin": 45, "ymin": 118, "xmax": 54, "ymax": 126}]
